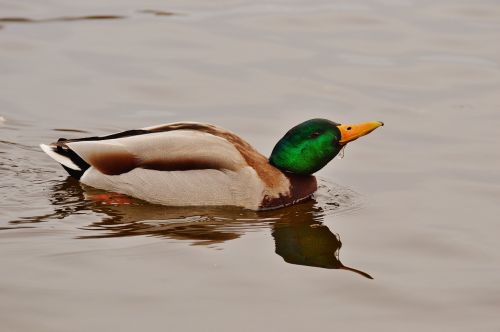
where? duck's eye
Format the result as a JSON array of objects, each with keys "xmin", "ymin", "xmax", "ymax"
[
  {"xmin": 309, "ymin": 132, "xmax": 321, "ymax": 138},
  {"xmin": 347, "ymin": 127, "xmax": 352, "ymax": 130}
]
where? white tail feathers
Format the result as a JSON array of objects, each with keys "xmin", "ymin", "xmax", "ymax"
[{"xmin": 40, "ymin": 144, "xmax": 81, "ymax": 171}]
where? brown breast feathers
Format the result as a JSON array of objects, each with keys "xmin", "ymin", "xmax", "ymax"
[{"xmin": 260, "ymin": 173, "xmax": 317, "ymax": 210}]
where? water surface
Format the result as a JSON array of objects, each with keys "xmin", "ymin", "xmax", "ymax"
[{"xmin": 1, "ymin": 0, "xmax": 500, "ymax": 331}]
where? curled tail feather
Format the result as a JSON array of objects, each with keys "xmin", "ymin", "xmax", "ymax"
[{"xmin": 40, "ymin": 140, "xmax": 90, "ymax": 179}]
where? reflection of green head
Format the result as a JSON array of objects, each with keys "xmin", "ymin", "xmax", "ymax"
[{"xmin": 269, "ymin": 119, "xmax": 343, "ymax": 175}]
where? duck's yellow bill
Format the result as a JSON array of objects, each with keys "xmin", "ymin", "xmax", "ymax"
[{"xmin": 337, "ymin": 121, "xmax": 384, "ymax": 144}]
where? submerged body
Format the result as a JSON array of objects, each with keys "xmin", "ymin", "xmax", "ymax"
[{"xmin": 40, "ymin": 119, "xmax": 382, "ymax": 210}]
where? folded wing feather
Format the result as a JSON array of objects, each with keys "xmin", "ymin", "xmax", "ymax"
[{"xmin": 66, "ymin": 130, "xmax": 248, "ymax": 175}]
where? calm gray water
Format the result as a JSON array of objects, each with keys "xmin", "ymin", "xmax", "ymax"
[{"xmin": 1, "ymin": 0, "xmax": 500, "ymax": 331}]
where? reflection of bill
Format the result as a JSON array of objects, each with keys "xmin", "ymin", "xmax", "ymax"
[{"xmin": 12, "ymin": 177, "xmax": 372, "ymax": 278}]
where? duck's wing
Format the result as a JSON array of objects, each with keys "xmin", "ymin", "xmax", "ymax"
[{"xmin": 42, "ymin": 126, "xmax": 248, "ymax": 176}]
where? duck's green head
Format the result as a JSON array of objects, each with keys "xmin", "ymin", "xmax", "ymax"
[{"xmin": 269, "ymin": 118, "xmax": 383, "ymax": 175}]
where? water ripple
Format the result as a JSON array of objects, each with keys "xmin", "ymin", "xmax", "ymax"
[{"xmin": 0, "ymin": 10, "xmax": 180, "ymax": 28}]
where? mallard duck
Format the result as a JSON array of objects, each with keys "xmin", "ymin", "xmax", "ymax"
[{"xmin": 40, "ymin": 119, "xmax": 382, "ymax": 210}]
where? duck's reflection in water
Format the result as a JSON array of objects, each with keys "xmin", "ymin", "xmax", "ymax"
[
  {"xmin": 13, "ymin": 177, "xmax": 372, "ymax": 279},
  {"xmin": 272, "ymin": 220, "xmax": 372, "ymax": 279}
]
